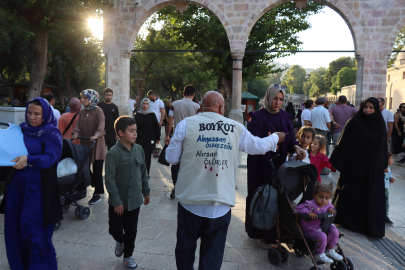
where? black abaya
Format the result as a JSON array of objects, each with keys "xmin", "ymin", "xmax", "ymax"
[
  {"xmin": 391, "ymin": 114, "xmax": 404, "ymax": 154},
  {"xmin": 330, "ymin": 97, "xmax": 387, "ymax": 238}
]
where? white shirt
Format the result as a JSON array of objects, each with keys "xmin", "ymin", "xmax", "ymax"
[
  {"xmin": 129, "ymin": 99, "xmax": 135, "ymax": 111},
  {"xmin": 51, "ymin": 105, "xmax": 61, "ymax": 123},
  {"xmin": 311, "ymin": 105, "xmax": 331, "ymax": 131},
  {"xmin": 166, "ymin": 115, "xmax": 279, "ymax": 218},
  {"xmin": 150, "ymin": 99, "xmax": 165, "ymax": 123},
  {"xmin": 301, "ymin": 109, "xmax": 311, "ymax": 127},
  {"xmin": 381, "ymin": 109, "xmax": 394, "ymax": 131}
]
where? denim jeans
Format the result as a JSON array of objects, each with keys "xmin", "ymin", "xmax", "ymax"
[{"xmin": 333, "ymin": 132, "xmax": 341, "ymax": 149}]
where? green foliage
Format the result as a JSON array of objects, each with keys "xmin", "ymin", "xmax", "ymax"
[
  {"xmin": 307, "ymin": 67, "xmax": 327, "ymax": 97},
  {"xmin": 324, "ymin": 56, "xmax": 356, "ymax": 89},
  {"xmin": 389, "ymin": 26, "xmax": 405, "ymax": 67},
  {"xmin": 247, "ymin": 79, "xmax": 268, "ymax": 99},
  {"xmin": 282, "ymin": 65, "xmax": 307, "ymax": 94},
  {"xmin": 155, "ymin": 3, "xmax": 323, "ymax": 82},
  {"xmin": 330, "ymin": 67, "xmax": 357, "ymax": 94}
]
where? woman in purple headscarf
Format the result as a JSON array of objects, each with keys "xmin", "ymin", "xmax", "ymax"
[{"xmin": 1, "ymin": 97, "xmax": 63, "ymax": 269}]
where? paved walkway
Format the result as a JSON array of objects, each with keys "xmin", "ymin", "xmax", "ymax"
[{"xmin": 0, "ymin": 144, "xmax": 404, "ymax": 269}]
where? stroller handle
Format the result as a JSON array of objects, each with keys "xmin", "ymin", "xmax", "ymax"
[
  {"xmin": 296, "ymin": 212, "xmax": 334, "ymax": 221},
  {"xmin": 71, "ymin": 136, "xmax": 97, "ymax": 150}
]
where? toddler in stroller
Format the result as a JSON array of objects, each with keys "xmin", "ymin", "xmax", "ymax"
[
  {"xmin": 295, "ymin": 182, "xmax": 342, "ymax": 263},
  {"xmin": 267, "ymin": 160, "xmax": 354, "ymax": 270}
]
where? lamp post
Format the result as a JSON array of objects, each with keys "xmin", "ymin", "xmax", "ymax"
[
  {"xmin": 134, "ymin": 78, "xmax": 143, "ymax": 110},
  {"xmin": 196, "ymin": 83, "xmax": 204, "ymax": 101}
]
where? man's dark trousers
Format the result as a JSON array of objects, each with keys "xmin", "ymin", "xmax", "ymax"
[
  {"xmin": 106, "ymin": 133, "xmax": 117, "ymax": 151},
  {"xmin": 171, "ymin": 163, "xmax": 180, "ymax": 185},
  {"xmin": 175, "ymin": 203, "xmax": 231, "ymax": 270},
  {"xmin": 108, "ymin": 205, "xmax": 140, "ymax": 258}
]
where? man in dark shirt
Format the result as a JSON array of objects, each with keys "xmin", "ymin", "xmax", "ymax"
[{"xmin": 97, "ymin": 88, "xmax": 120, "ymax": 150}]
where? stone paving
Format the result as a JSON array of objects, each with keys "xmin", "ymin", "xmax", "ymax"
[{"xmin": 0, "ymin": 145, "xmax": 404, "ymax": 269}]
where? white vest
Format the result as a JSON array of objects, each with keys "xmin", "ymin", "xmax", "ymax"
[{"xmin": 176, "ymin": 112, "xmax": 243, "ymax": 206}]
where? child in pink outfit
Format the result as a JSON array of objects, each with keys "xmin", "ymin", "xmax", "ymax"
[
  {"xmin": 309, "ymin": 135, "xmax": 332, "ymax": 182},
  {"xmin": 295, "ymin": 182, "xmax": 343, "ymax": 263}
]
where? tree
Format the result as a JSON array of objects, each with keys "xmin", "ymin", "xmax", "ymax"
[
  {"xmin": 155, "ymin": 3, "xmax": 323, "ymax": 114},
  {"xmin": 330, "ymin": 67, "xmax": 357, "ymax": 94},
  {"xmin": 282, "ymin": 65, "xmax": 307, "ymax": 94},
  {"xmin": 306, "ymin": 67, "xmax": 327, "ymax": 97},
  {"xmin": 247, "ymin": 79, "xmax": 268, "ymax": 99},
  {"xmin": 388, "ymin": 26, "xmax": 405, "ymax": 67},
  {"xmin": 0, "ymin": 0, "xmax": 111, "ymax": 101},
  {"xmin": 324, "ymin": 57, "xmax": 356, "ymax": 89}
]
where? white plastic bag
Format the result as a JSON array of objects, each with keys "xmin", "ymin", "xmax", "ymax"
[{"xmin": 57, "ymin": 158, "xmax": 78, "ymax": 178}]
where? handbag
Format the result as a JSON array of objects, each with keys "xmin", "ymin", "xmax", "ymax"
[
  {"xmin": 293, "ymin": 119, "xmax": 302, "ymax": 128},
  {"xmin": 249, "ymin": 175, "xmax": 278, "ymax": 230},
  {"xmin": 158, "ymin": 145, "xmax": 170, "ymax": 166}
]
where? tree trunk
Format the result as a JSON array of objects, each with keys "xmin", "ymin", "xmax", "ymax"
[
  {"xmin": 26, "ymin": 26, "xmax": 48, "ymax": 102},
  {"xmin": 217, "ymin": 76, "xmax": 232, "ymax": 118},
  {"xmin": 56, "ymin": 70, "xmax": 64, "ymax": 110},
  {"xmin": 139, "ymin": 60, "xmax": 155, "ymax": 100},
  {"xmin": 66, "ymin": 64, "xmax": 73, "ymax": 98}
]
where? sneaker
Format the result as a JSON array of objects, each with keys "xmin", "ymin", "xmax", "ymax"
[
  {"xmin": 325, "ymin": 249, "xmax": 343, "ymax": 261},
  {"xmin": 396, "ymin": 161, "xmax": 404, "ymax": 166},
  {"xmin": 170, "ymin": 189, "xmax": 175, "ymax": 200},
  {"xmin": 115, "ymin": 242, "xmax": 124, "ymax": 257},
  {"xmin": 314, "ymin": 253, "xmax": 334, "ymax": 263},
  {"xmin": 88, "ymin": 194, "xmax": 101, "ymax": 205},
  {"xmin": 385, "ymin": 216, "xmax": 394, "ymax": 226},
  {"xmin": 123, "ymin": 257, "xmax": 138, "ymax": 270}
]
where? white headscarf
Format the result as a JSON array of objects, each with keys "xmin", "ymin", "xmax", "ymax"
[{"xmin": 264, "ymin": 84, "xmax": 286, "ymax": 113}]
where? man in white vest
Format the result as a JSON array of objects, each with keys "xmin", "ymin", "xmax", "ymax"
[{"xmin": 166, "ymin": 91, "xmax": 285, "ymax": 270}]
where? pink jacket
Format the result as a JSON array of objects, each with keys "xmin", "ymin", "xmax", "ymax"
[
  {"xmin": 309, "ymin": 152, "xmax": 331, "ymax": 182},
  {"xmin": 295, "ymin": 199, "xmax": 334, "ymax": 233}
]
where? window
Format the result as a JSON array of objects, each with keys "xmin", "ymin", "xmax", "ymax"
[
  {"xmin": 388, "ymin": 75, "xmax": 390, "ymax": 82},
  {"xmin": 403, "ymin": 72, "xmax": 405, "ymax": 79},
  {"xmin": 389, "ymin": 85, "xmax": 393, "ymax": 110}
]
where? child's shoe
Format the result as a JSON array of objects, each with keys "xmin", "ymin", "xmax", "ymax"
[
  {"xmin": 115, "ymin": 242, "xmax": 124, "ymax": 257},
  {"xmin": 314, "ymin": 253, "xmax": 333, "ymax": 263},
  {"xmin": 123, "ymin": 257, "xmax": 138, "ymax": 270},
  {"xmin": 385, "ymin": 216, "xmax": 394, "ymax": 226},
  {"xmin": 325, "ymin": 249, "xmax": 343, "ymax": 261}
]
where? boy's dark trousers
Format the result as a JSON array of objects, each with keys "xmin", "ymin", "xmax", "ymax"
[{"xmin": 108, "ymin": 205, "xmax": 140, "ymax": 258}]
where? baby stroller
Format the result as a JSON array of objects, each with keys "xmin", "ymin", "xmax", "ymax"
[
  {"xmin": 268, "ymin": 159, "xmax": 354, "ymax": 270},
  {"xmin": 54, "ymin": 137, "xmax": 95, "ymax": 230}
]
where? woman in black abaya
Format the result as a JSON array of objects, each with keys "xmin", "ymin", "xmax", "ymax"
[{"xmin": 330, "ymin": 97, "xmax": 387, "ymax": 238}]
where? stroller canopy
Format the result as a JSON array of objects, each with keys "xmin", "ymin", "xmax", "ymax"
[{"xmin": 274, "ymin": 161, "xmax": 318, "ymax": 201}]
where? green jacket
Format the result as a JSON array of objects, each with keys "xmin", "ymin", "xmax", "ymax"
[{"xmin": 105, "ymin": 140, "xmax": 150, "ymax": 211}]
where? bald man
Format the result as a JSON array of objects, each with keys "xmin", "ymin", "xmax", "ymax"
[{"xmin": 166, "ymin": 91, "xmax": 285, "ymax": 270}]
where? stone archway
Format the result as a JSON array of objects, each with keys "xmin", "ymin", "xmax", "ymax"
[{"xmin": 104, "ymin": 0, "xmax": 405, "ymax": 118}]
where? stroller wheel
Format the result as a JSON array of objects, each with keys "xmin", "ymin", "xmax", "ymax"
[
  {"xmin": 79, "ymin": 206, "xmax": 90, "ymax": 220},
  {"xmin": 267, "ymin": 248, "xmax": 282, "ymax": 266},
  {"xmin": 62, "ymin": 204, "xmax": 70, "ymax": 213},
  {"xmin": 75, "ymin": 206, "xmax": 81, "ymax": 218},
  {"xmin": 54, "ymin": 221, "xmax": 61, "ymax": 231},
  {"xmin": 280, "ymin": 246, "xmax": 289, "ymax": 263},
  {"xmin": 345, "ymin": 258, "xmax": 354, "ymax": 270},
  {"xmin": 330, "ymin": 261, "xmax": 348, "ymax": 270},
  {"xmin": 294, "ymin": 246, "xmax": 305, "ymax": 257}
]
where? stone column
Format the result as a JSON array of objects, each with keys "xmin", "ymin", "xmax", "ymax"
[
  {"xmin": 229, "ymin": 52, "xmax": 244, "ymax": 123},
  {"xmin": 106, "ymin": 50, "xmax": 132, "ymax": 116},
  {"xmin": 355, "ymin": 54, "xmax": 364, "ymax": 108}
]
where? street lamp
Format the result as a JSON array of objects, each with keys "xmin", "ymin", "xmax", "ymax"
[{"xmin": 196, "ymin": 83, "xmax": 204, "ymax": 101}]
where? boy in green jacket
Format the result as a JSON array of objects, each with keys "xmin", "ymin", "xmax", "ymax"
[{"xmin": 105, "ymin": 116, "xmax": 150, "ymax": 270}]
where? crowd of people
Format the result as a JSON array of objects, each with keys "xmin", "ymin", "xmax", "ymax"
[{"xmin": 0, "ymin": 83, "xmax": 398, "ymax": 270}]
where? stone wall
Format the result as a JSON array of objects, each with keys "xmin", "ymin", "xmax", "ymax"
[{"xmin": 103, "ymin": 0, "xmax": 405, "ymax": 119}]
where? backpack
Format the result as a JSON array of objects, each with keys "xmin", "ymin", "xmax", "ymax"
[{"xmin": 249, "ymin": 176, "xmax": 278, "ymax": 231}]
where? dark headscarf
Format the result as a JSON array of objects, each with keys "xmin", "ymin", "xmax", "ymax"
[
  {"xmin": 68, "ymin": 98, "xmax": 81, "ymax": 113},
  {"xmin": 330, "ymin": 97, "xmax": 387, "ymax": 184},
  {"xmin": 285, "ymin": 102, "xmax": 296, "ymax": 119},
  {"xmin": 20, "ymin": 97, "xmax": 62, "ymax": 164}
]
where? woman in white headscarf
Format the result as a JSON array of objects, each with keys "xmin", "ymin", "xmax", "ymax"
[
  {"xmin": 245, "ymin": 84, "xmax": 306, "ymax": 249},
  {"xmin": 134, "ymin": 98, "xmax": 161, "ymax": 177}
]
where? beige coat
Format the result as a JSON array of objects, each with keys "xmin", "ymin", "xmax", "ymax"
[{"xmin": 73, "ymin": 107, "xmax": 106, "ymax": 163}]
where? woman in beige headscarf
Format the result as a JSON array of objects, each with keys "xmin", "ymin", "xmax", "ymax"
[{"xmin": 245, "ymin": 84, "xmax": 307, "ymax": 249}]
